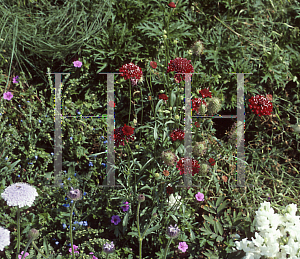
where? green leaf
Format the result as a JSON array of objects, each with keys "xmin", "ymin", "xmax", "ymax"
[
  {"xmin": 170, "ymin": 90, "xmax": 176, "ymax": 107},
  {"xmin": 127, "ymin": 232, "xmax": 139, "ymax": 238},
  {"xmin": 216, "ymin": 220, "xmax": 224, "ymax": 236},
  {"xmin": 144, "ymin": 224, "xmax": 161, "ymax": 237},
  {"xmin": 217, "ymin": 200, "xmax": 229, "ymax": 214},
  {"xmin": 203, "ymin": 214, "xmax": 215, "ymax": 225}
]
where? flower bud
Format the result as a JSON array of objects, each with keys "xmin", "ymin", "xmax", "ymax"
[
  {"xmin": 154, "ymin": 173, "xmax": 161, "ymax": 179},
  {"xmin": 28, "ymin": 228, "xmax": 39, "ymax": 240},
  {"xmin": 161, "ymin": 150, "xmax": 177, "ymax": 167},
  {"xmin": 207, "ymin": 97, "xmax": 222, "ymax": 115},
  {"xmin": 152, "ymin": 213, "xmax": 158, "ymax": 218},
  {"xmin": 67, "ymin": 187, "xmax": 82, "ymax": 201},
  {"xmin": 138, "ymin": 194, "xmax": 145, "ymax": 203},
  {"xmin": 174, "ymin": 115, "xmax": 180, "ymax": 120}
]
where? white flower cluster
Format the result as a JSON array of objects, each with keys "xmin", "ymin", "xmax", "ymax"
[
  {"xmin": 1, "ymin": 182, "xmax": 38, "ymax": 208},
  {"xmin": 233, "ymin": 201, "xmax": 300, "ymax": 259},
  {"xmin": 0, "ymin": 226, "xmax": 10, "ymax": 251}
]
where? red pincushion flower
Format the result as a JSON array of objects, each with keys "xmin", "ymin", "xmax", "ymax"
[
  {"xmin": 122, "ymin": 124, "xmax": 134, "ymax": 136},
  {"xmin": 176, "ymin": 158, "xmax": 200, "ymax": 176},
  {"xmin": 248, "ymin": 95, "xmax": 273, "ymax": 116},
  {"xmin": 114, "ymin": 125, "xmax": 135, "ymax": 147},
  {"xmin": 159, "ymin": 94, "xmax": 169, "ymax": 100},
  {"xmin": 209, "ymin": 158, "xmax": 215, "ymax": 166},
  {"xmin": 150, "ymin": 61, "xmax": 157, "ymax": 69},
  {"xmin": 195, "ymin": 121, "xmax": 200, "ymax": 128},
  {"xmin": 168, "ymin": 2, "xmax": 176, "ymax": 8},
  {"xmin": 119, "ymin": 63, "xmax": 143, "ymax": 81},
  {"xmin": 170, "ymin": 129, "xmax": 185, "ymax": 141},
  {"xmin": 166, "ymin": 186, "xmax": 174, "ymax": 195},
  {"xmin": 167, "ymin": 57, "xmax": 194, "ymax": 83},
  {"xmin": 199, "ymin": 87, "xmax": 212, "ymax": 98},
  {"xmin": 192, "ymin": 98, "xmax": 206, "ymax": 113}
]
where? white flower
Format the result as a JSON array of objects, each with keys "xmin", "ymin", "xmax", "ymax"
[
  {"xmin": 0, "ymin": 227, "xmax": 10, "ymax": 251},
  {"xmin": 168, "ymin": 193, "xmax": 182, "ymax": 210},
  {"xmin": 1, "ymin": 182, "xmax": 38, "ymax": 208}
]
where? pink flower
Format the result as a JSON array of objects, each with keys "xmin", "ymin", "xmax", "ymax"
[
  {"xmin": 13, "ymin": 76, "xmax": 19, "ymax": 84},
  {"xmin": 3, "ymin": 91, "xmax": 13, "ymax": 100},
  {"xmin": 121, "ymin": 201, "xmax": 130, "ymax": 212},
  {"xmin": 73, "ymin": 60, "xmax": 82, "ymax": 68},
  {"xmin": 69, "ymin": 245, "xmax": 80, "ymax": 254},
  {"xmin": 167, "ymin": 57, "xmax": 194, "ymax": 83},
  {"xmin": 168, "ymin": 2, "xmax": 176, "ymax": 8},
  {"xmin": 150, "ymin": 61, "xmax": 157, "ymax": 69},
  {"xmin": 119, "ymin": 62, "xmax": 143, "ymax": 80},
  {"xmin": 195, "ymin": 192, "xmax": 204, "ymax": 201},
  {"xmin": 178, "ymin": 241, "xmax": 188, "ymax": 252},
  {"xmin": 18, "ymin": 251, "xmax": 29, "ymax": 259},
  {"xmin": 89, "ymin": 252, "xmax": 98, "ymax": 259}
]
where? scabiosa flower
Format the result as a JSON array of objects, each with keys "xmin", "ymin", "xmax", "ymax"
[
  {"xmin": 199, "ymin": 87, "xmax": 212, "ymax": 98},
  {"xmin": 167, "ymin": 224, "xmax": 180, "ymax": 238},
  {"xmin": 161, "ymin": 150, "xmax": 177, "ymax": 167},
  {"xmin": 167, "ymin": 57, "xmax": 194, "ymax": 83},
  {"xmin": 103, "ymin": 241, "xmax": 115, "ymax": 254},
  {"xmin": 248, "ymin": 94, "xmax": 273, "ymax": 116},
  {"xmin": 0, "ymin": 227, "xmax": 10, "ymax": 251},
  {"xmin": 193, "ymin": 141, "xmax": 207, "ymax": 157},
  {"xmin": 195, "ymin": 192, "xmax": 204, "ymax": 201},
  {"xmin": 18, "ymin": 251, "xmax": 29, "ymax": 259},
  {"xmin": 123, "ymin": 124, "xmax": 134, "ymax": 136},
  {"xmin": 121, "ymin": 201, "xmax": 130, "ymax": 212},
  {"xmin": 119, "ymin": 62, "xmax": 143, "ymax": 80},
  {"xmin": 150, "ymin": 61, "xmax": 157, "ymax": 69},
  {"xmin": 192, "ymin": 98, "xmax": 207, "ymax": 115},
  {"xmin": 176, "ymin": 158, "xmax": 200, "ymax": 176},
  {"xmin": 170, "ymin": 128, "xmax": 185, "ymax": 141},
  {"xmin": 111, "ymin": 215, "xmax": 121, "ymax": 225},
  {"xmin": 114, "ymin": 125, "xmax": 135, "ymax": 147},
  {"xmin": 1, "ymin": 182, "xmax": 38, "ymax": 208},
  {"xmin": 168, "ymin": 2, "xmax": 176, "ymax": 8},
  {"xmin": 69, "ymin": 245, "xmax": 79, "ymax": 254},
  {"xmin": 67, "ymin": 187, "xmax": 82, "ymax": 201},
  {"xmin": 166, "ymin": 186, "xmax": 174, "ymax": 195},
  {"xmin": 178, "ymin": 242, "xmax": 188, "ymax": 252},
  {"xmin": 13, "ymin": 76, "xmax": 19, "ymax": 84},
  {"xmin": 73, "ymin": 60, "xmax": 82, "ymax": 68},
  {"xmin": 163, "ymin": 170, "xmax": 170, "ymax": 177},
  {"xmin": 3, "ymin": 92, "xmax": 13, "ymax": 101},
  {"xmin": 191, "ymin": 40, "xmax": 205, "ymax": 56},
  {"xmin": 209, "ymin": 158, "xmax": 215, "ymax": 166},
  {"xmin": 158, "ymin": 93, "xmax": 168, "ymax": 101},
  {"xmin": 207, "ymin": 97, "xmax": 222, "ymax": 115}
]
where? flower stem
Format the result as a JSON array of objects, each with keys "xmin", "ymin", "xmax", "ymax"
[
  {"xmin": 163, "ymin": 238, "xmax": 172, "ymax": 259},
  {"xmin": 128, "ymin": 80, "xmax": 132, "ymax": 125},
  {"xmin": 137, "ymin": 201, "xmax": 142, "ymax": 259},
  {"xmin": 70, "ymin": 201, "xmax": 76, "ymax": 259},
  {"xmin": 32, "ymin": 241, "xmax": 48, "ymax": 258},
  {"xmin": 21, "ymin": 239, "xmax": 31, "ymax": 259},
  {"xmin": 16, "ymin": 207, "xmax": 20, "ymax": 259}
]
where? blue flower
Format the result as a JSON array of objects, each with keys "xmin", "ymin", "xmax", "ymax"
[
  {"xmin": 102, "ymin": 163, "xmax": 106, "ymax": 167},
  {"xmin": 55, "ymin": 241, "xmax": 59, "ymax": 245},
  {"xmin": 89, "ymin": 162, "xmax": 93, "ymax": 167},
  {"xmin": 28, "ymin": 162, "xmax": 33, "ymax": 165},
  {"xmin": 68, "ymin": 177, "xmax": 71, "ymax": 180},
  {"xmin": 103, "ymin": 140, "xmax": 107, "ymax": 144},
  {"xmin": 70, "ymin": 137, "xmax": 73, "ymax": 140},
  {"xmin": 39, "ymin": 120, "xmax": 41, "ymax": 123},
  {"xmin": 27, "ymin": 101, "xmax": 29, "ymax": 103},
  {"xmin": 74, "ymin": 173, "xmax": 76, "ymax": 176},
  {"xmin": 51, "ymin": 152, "xmax": 54, "ymax": 156},
  {"xmin": 62, "ymin": 223, "xmax": 67, "ymax": 229},
  {"xmin": 5, "ymin": 157, "xmax": 8, "ymax": 160},
  {"xmin": 82, "ymin": 221, "xmax": 88, "ymax": 227},
  {"xmin": 18, "ymin": 105, "xmax": 21, "ymax": 107},
  {"xmin": 100, "ymin": 136, "xmax": 104, "ymax": 139},
  {"xmin": 77, "ymin": 111, "xmax": 81, "ymax": 115},
  {"xmin": 35, "ymin": 156, "xmax": 38, "ymax": 159},
  {"xmin": 74, "ymin": 221, "xmax": 79, "ymax": 225},
  {"xmin": 62, "ymin": 204, "xmax": 70, "ymax": 207},
  {"xmin": 0, "ymin": 113, "xmax": 2, "ymax": 116},
  {"xmin": 21, "ymin": 120, "xmax": 23, "ymax": 122},
  {"xmin": 17, "ymin": 175, "xmax": 20, "ymax": 177},
  {"xmin": 45, "ymin": 115, "xmax": 47, "ymax": 117},
  {"xmin": 84, "ymin": 192, "xmax": 87, "ymax": 196}
]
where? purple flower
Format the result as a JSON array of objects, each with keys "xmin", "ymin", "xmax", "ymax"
[
  {"xmin": 73, "ymin": 60, "xmax": 82, "ymax": 68},
  {"xmin": 195, "ymin": 192, "xmax": 204, "ymax": 201},
  {"xmin": 18, "ymin": 251, "xmax": 29, "ymax": 259},
  {"xmin": 13, "ymin": 76, "xmax": 19, "ymax": 84},
  {"xmin": 178, "ymin": 242, "xmax": 188, "ymax": 252},
  {"xmin": 3, "ymin": 92, "xmax": 13, "ymax": 101},
  {"xmin": 69, "ymin": 245, "xmax": 79, "ymax": 254},
  {"xmin": 121, "ymin": 201, "xmax": 130, "ymax": 212},
  {"xmin": 111, "ymin": 215, "xmax": 121, "ymax": 225}
]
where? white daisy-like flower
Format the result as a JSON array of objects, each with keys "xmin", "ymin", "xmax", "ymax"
[
  {"xmin": 0, "ymin": 226, "xmax": 10, "ymax": 251},
  {"xmin": 1, "ymin": 182, "xmax": 38, "ymax": 208}
]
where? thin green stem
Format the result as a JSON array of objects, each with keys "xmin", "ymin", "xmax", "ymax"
[
  {"xmin": 137, "ymin": 201, "xmax": 142, "ymax": 259},
  {"xmin": 163, "ymin": 238, "xmax": 173, "ymax": 259},
  {"xmin": 16, "ymin": 207, "xmax": 20, "ymax": 259},
  {"xmin": 32, "ymin": 241, "xmax": 48, "ymax": 259},
  {"xmin": 70, "ymin": 201, "xmax": 76, "ymax": 259},
  {"xmin": 128, "ymin": 80, "xmax": 132, "ymax": 125},
  {"xmin": 21, "ymin": 239, "xmax": 32, "ymax": 259}
]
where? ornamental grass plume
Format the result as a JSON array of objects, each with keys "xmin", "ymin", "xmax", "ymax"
[
  {"xmin": 0, "ymin": 226, "xmax": 10, "ymax": 251},
  {"xmin": 161, "ymin": 150, "xmax": 177, "ymax": 167},
  {"xmin": 193, "ymin": 141, "xmax": 207, "ymax": 157},
  {"xmin": 206, "ymin": 97, "xmax": 222, "ymax": 115},
  {"xmin": 191, "ymin": 40, "xmax": 205, "ymax": 55}
]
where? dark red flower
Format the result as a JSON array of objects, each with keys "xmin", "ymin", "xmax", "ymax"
[
  {"xmin": 176, "ymin": 158, "xmax": 200, "ymax": 176},
  {"xmin": 159, "ymin": 94, "xmax": 169, "ymax": 100},
  {"xmin": 167, "ymin": 57, "xmax": 194, "ymax": 83},
  {"xmin": 209, "ymin": 158, "xmax": 215, "ymax": 166},
  {"xmin": 192, "ymin": 98, "xmax": 206, "ymax": 113},
  {"xmin": 119, "ymin": 63, "xmax": 143, "ymax": 80},
  {"xmin": 150, "ymin": 61, "xmax": 157, "ymax": 69},
  {"xmin": 248, "ymin": 95, "xmax": 273, "ymax": 116},
  {"xmin": 199, "ymin": 88, "xmax": 212, "ymax": 98},
  {"xmin": 166, "ymin": 186, "xmax": 174, "ymax": 195},
  {"xmin": 122, "ymin": 124, "xmax": 134, "ymax": 136},
  {"xmin": 168, "ymin": 2, "xmax": 176, "ymax": 8},
  {"xmin": 170, "ymin": 129, "xmax": 185, "ymax": 141},
  {"xmin": 114, "ymin": 125, "xmax": 135, "ymax": 147},
  {"xmin": 195, "ymin": 121, "xmax": 200, "ymax": 128}
]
